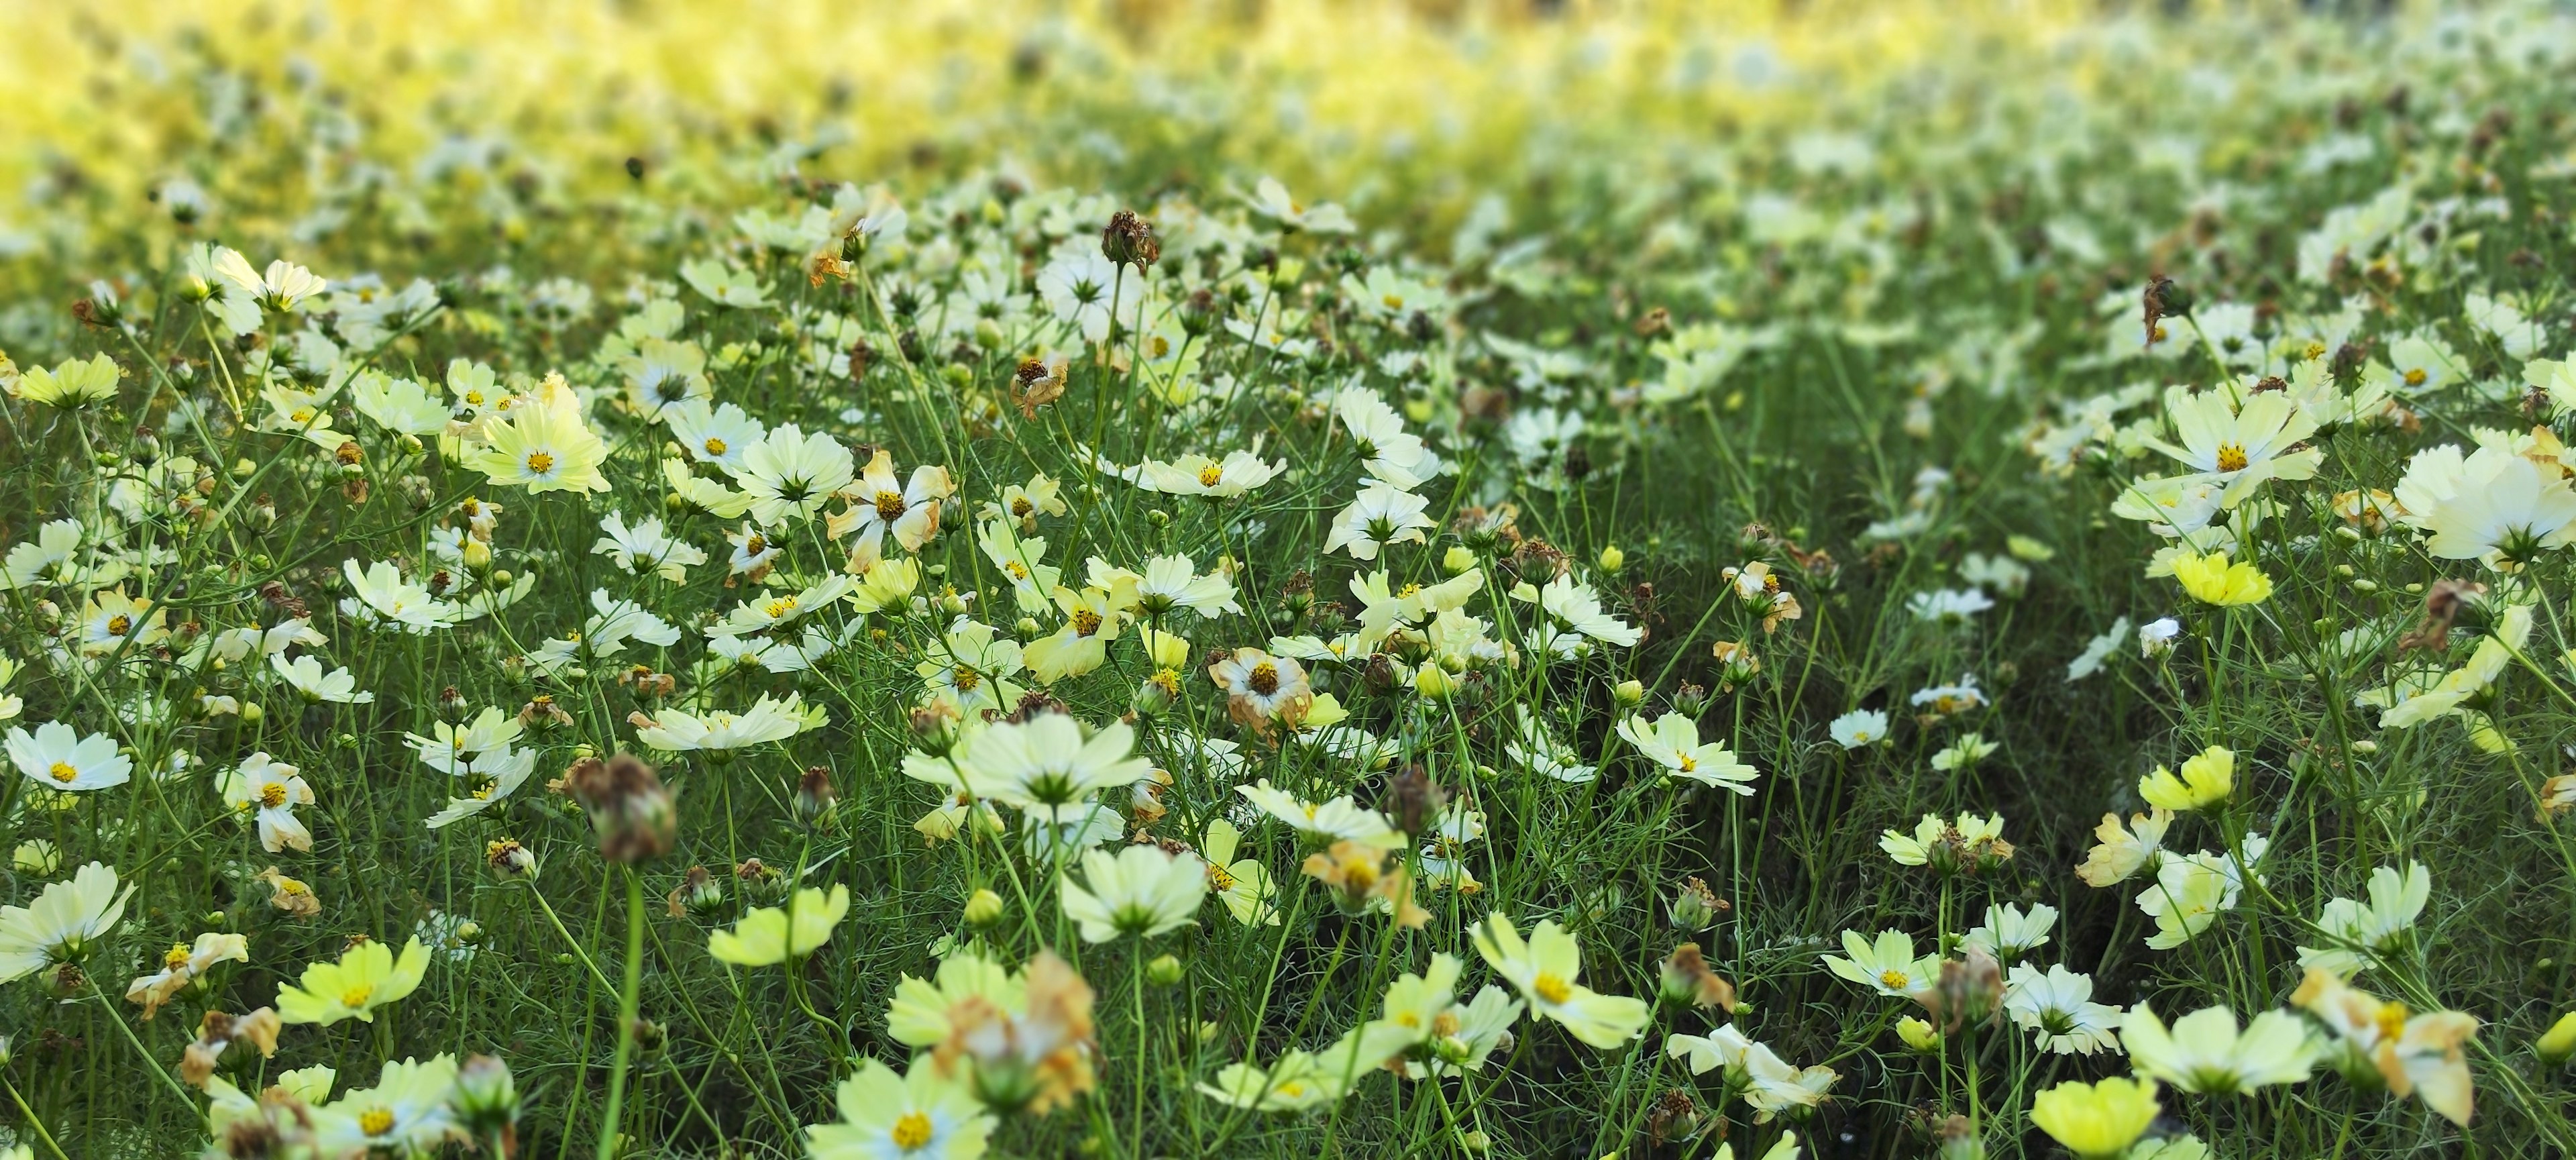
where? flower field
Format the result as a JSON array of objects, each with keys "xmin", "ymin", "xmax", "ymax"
[{"xmin": 4, "ymin": 1, "xmax": 2576, "ymax": 1157}]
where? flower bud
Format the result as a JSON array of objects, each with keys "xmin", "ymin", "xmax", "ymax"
[
  {"xmin": 1611, "ymin": 679, "xmax": 1645, "ymax": 708},
  {"xmin": 2540, "ymin": 1011, "xmax": 2576, "ymax": 1067},
  {"xmin": 1667, "ymin": 877, "xmax": 1723, "ymax": 933},
  {"xmin": 1132, "ymin": 670, "xmax": 1179, "ymax": 717},
  {"xmin": 1442, "ymin": 545, "xmax": 1476, "ymax": 575},
  {"xmin": 1146, "ymin": 954, "xmax": 1185, "ymax": 986},
  {"xmin": 963, "ymin": 888, "xmax": 1005, "ymax": 928},
  {"xmin": 1413, "ymin": 664, "xmax": 1456, "ymax": 701},
  {"xmin": 1897, "ymin": 1016, "xmax": 1943, "ymax": 1053},
  {"xmin": 452, "ymin": 1054, "xmax": 521, "ymax": 1143},
  {"xmin": 1670, "ymin": 682, "xmax": 1710, "ymax": 718},
  {"xmin": 564, "ymin": 754, "xmax": 678, "ymax": 865},
  {"xmin": 1597, "ymin": 545, "xmax": 1625, "ymax": 574},
  {"xmin": 796, "ymin": 766, "xmax": 839, "ymax": 823},
  {"xmin": 486, "ymin": 839, "xmax": 538, "ymax": 881},
  {"xmin": 665, "ymin": 865, "xmax": 724, "ymax": 916}
]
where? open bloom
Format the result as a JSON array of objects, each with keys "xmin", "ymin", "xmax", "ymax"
[
  {"xmin": 2121, "ymin": 1002, "xmax": 2316, "ymax": 1094},
  {"xmin": 2139, "ymin": 745, "xmax": 2235, "ymax": 811},
  {"xmin": 127, "ymin": 932, "xmax": 251, "ymax": 1019},
  {"xmin": 2297, "ymin": 862, "xmax": 2430, "ymax": 976},
  {"xmin": 1617, "ymin": 713, "xmax": 1758, "ymax": 794},
  {"xmin": 2143, "ymin": 384, "xmax": 2321, "ymax": 507},
  {"xmin": 732, "ymin": 424, "xmax": 855, "ymax": 526},
  {"xmin": 270, "ymin": 653, "xmax": 374, "ymax": 704},
  {"xmin": 1060, "ymin": 844, "xmax": 1205, "ymax": 943},
  {"xmin": 0, "ymin": 862, "xmax": 133, "ymax": 982},
  {"xmin": 221, "ymin": 753, "xmax": 316, "ymax": 853},
  {"xmin": 807, "ymin": 1057, "xmax": 995, "ymax": 1160},
  {"xmin": 2169, "ymin": 551, "xmax": 2272, "ymax": 606},
  {"xmin": 1200, "ymin": 818, "xmax": 1278, "ymax": 927},
  {"xmin": 2292, "ymin": 967, "xmax": 2477, "ymax": 1126},
  {"xmin": 6, "ymin": 721, "xmax": 132, "ymax": 792},
  {"xmin": 831, "ymin": 448, "xmax": 954, "ymax": 572},
  {"xmin": 276, "ymin": 937, "xmax": 431, "ymax": 1025},
  {"xmin": 1825, "ymin": 929, "xmax": 1941, "ymax": 998},
  {"xmin": 1208, "ymin": 647, "xmax": 1313, "ymax": 735},
  {"xmin": 946, "ymin": 713, "xmax": 1150, "ymax": 808},
  {"xmin": 709, "ymin": 885, "xmax": 851, "ymax": 966},
  {"xmin": 466, "ymin": 377, "xmax": 608, "ymax": 494},
  {"xmin": 313, "ymin": 1055, "xmax": 464, "ymax": 1157},
  {"xmin": 1470, "ymin": 913, "xmax": 1650, "ymax": 1049}
]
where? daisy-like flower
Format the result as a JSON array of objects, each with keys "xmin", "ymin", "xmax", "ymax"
[
  {"xmin": 1208, "ymin": 647, "xmax": 1313, "ymax": 736},
  {"xmin": 422, "ymin": 747, "xmax": 539, "ymax": 829},
  {"xmin": 6, "ymin": 721, "xmax": 132, "ymax": 792},
  {"xmin": 2004, "ymin": 963, "xmax": 2123, "ymax": 1055},
  {"xmin": 807, "ymin": 1057, "xmax": 996, "ymax": 1160},
  {"xmin": 2121, "ymin": 1002, "xmax": 2317, "ymax": 1095},
  {"xmin": 2076, "ymin": 808, "xmax": 2174, "ymax": 886},
  {"xmin": 915, "ymin": 618, "xmax": 1026, "ymax": 714},
  {"xmin": 592, "ymin": 512, "xmax": 708, "ymax": 582},
  {"xmin": 887, "ymin": 950, "xmax": 1027, "ymax": 1051},
  {"xmin": 406, "ymin": 707, "xmax": 524, "ymax": 775},
  {"xmin": 1513, "ymin": 573, "xmax": 1643, "ymax": 651},
  {"xmin": 1505, "ymin": 706, "xmax": 1597, "ymax": 783},
  {"xmin": 1132, "ymin": 554, "xmax": 1240, "ymax": 617},
  {"xmin": 0, "ymin": 863, "xmax": 133, "ymax": 982},
  {"xmin": 1116, "ymin": 450, "xmax": 1285, "ymax": 498},
  {"xmin": 9, "ymin": 354, "xmax": 123, "ymax": 407},
  {"xmin": 126, "ymin": 932, "xmax": 250, "ymax": 1019},
  {"xmin": 1197, "ymin": 1049, "xmax": 1351, "ymax": 1112},
  {"xmin": 78, "ymin": 586, "xmax": 168, "ymax": 655},
  {"xmin": 1965, "ymin": 902, "xmax": 2057, "ymax": 960},
  {"xmin": 1334, "ymin": 387, "xmax": 1444, "ymax": 488},
  {"xmin": 2291, "ymin": 967, "xmax": 2477, "ymax": 1126},
  {"xmin": 1930, "ymin": 733, "xmax": 2000, "ymax": 772},
  {"xmin": 1061, "ymin": 844, "xmax": 1205, "ymax": 943},
  {"xmin": 210, "ymin": 248, "xmax": 329, "ymax": 312},
  {"xmin": 1824, "ymin": 929, "xmax": 1941, "ymax": 998},
  {"xmin": 1883, "ymin": 809, "xmax": 2014, "ymax": 876},
  {"xmin": 1909, "ymin": 676, "xmax": 1986, "ymax": 717},
  {"xmin": 666, "ymin": 460, "xmax": 757, "ymax": 519},
  {"xmin": 339, "ymin": 559, "xmax": 461, "ymax": 634},
  {"xmin": 2030, "ymin": 1076, "xmax": 2159, "ymax": 1159},
  {"xmin": 1236, "ymin": 780, "xmax": 1406, "ymax": 849},
  {"xmin": 2396, "ymin": 443, "xmax": 2576, "ymax": 566},
  {"xmin": 664, "ymin": 398, "xmax": 764, "ymax": 472},
  {"xmin": 724, "ymin": 521, "xmax": 784, "ymax": 580},
  {"xmin": 1024, "ymin": 585, "xmax": 1132, "ymax": 684},
  {"xmin": 312, "ymin": 1055, "xmax": 464, "ymax": 1157},
  {"xmin": 709, "ymin": 885, "xmax": 851, "ymax": 966},
  {"xmin": 831, "ymin": 448, "xmax": 955, "ymax": 571},
  {"xmin": 680, "ymin": 258, "xmax": 772, "ymax": 309},
  {"xmin": 0, "ymin": 518, "xmax": 83, "ymax": 590},
  {"xmin": 350, "ymin": 370, "xmax": 450, "ymax": 435},
  {"xmin": 1908, "ymin": 588, "xmax": 1993, "ymax": 623},
  {"xmin": 466, "ymin": 376, "xmax": 609, "ymax": 494},
  {"xmin": 615, "ymin": 335, "xmax": 709, "ymax": 418},
  {"xmin": 2142, "ymin": 383, "xmax": 2322, "ymax": 507},
  {"xmin": 276, "ymin": 937, "xmax": 431, "ymax": 1025},
  {"xmin": 946, "ymin": 713, "xmax": 1150, "ymax": 808},
  {"xmin": 629, "ymin": 693, "xmax": 816, "ymax": 755},
  {"xmin": 1199, "ymin": 818, "xmax": 1277, "ymax": 927},
  {"xmin": 1829, "ymin": 708, "xmax": 1890, "ymax": 749},
  {"xmin": 221, "ymin": 753, "xmax": 316, "ymax": 853},
  {"xmin": 1616, "ymin": 713, "xmax": 1758, "ymax": 794},
  {"xmin": 1470, "ymin": 913, "xmax": 1650, "ymax": 1049},
  {"xmin": 269, "ymin": 653, "xmax": 374, "ymax": 704},
  {"xmin": 1248, "ymin": 176, "xmax": 1355, "ymax": 233},
  {"xmin": 2169, "ymin": 551, "xmax": 2273, "ymax": 607},
  {"xmin": 2138, "ymin": 838, "xmax": 2266, "ymax": 950},
  {"xmin": 1324, "ymin": 482, "xmax": 1437, "ymax": 561},
  {"xmin": 2296, "ymin": 862, "xmax": 2431, "ymax": 976},
  {"xmin": 2139, "ymin": 745, "xmax": 2235, "ymax": 811},
  {"xmin": 732, "ymin": 424, "xmax": 855, "ymax": 526}
]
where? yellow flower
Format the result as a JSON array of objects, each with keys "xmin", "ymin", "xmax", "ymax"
[
  {"xmin": 2030, "ymin": 1076, "xmax": 2160, "ymax": 1157},
  {"xmin": 466, "ymin": 375, "xmax": 609, "ymax": 494},
  {"xmin": 2139, "ymin": 745, "xmax": 2235, "ymax": 812},
  {"xmin": 708, "ymin": 885, "xmax": 851, "ymax": 966},
  {"xmin": 2539, "ymin": 1011, "xmax": 2576, "ymax": 1066},
  {"xmin": 2169, "ymin": 551, "xmax": 2271, "ymax": 607},
  {"xmin": 276, "ymin": 937, "xmax": 431, "ymax": 1025}
]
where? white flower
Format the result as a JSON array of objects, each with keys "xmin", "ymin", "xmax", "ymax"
[
  {"xmin": 1824, "ymin": 929, "xmax": 1939, "ymax": 998},
  {"xmin": 0, "ymin": 863, "xmax": 133, "ymax": 982},
  {"xmin": 1828, "ymin": 708, "xmax": 1890, "ymax": 749},
  {"xmin": 2067, "ymin": 617, "xmax": 2132, "ymax": 682},
  {"xmin": 339, "ymin": 560, "xmax": 460, "ymax": 634},
  {"xmin": 1060, "ymin": 844, "xmax": 1205, "ymax": 943},
  {"xmin": 1909, "ymin": 588, "xmax": 1994, "ymax": 622},
  {"xmin": 1324, "ymin": 483, "xmax": 1436, "ymax": 561},
  {"xmin": 729, "ymin": 425, "xmax": 855, "ymax": 527},
  {"xmin": 270, "ymin": 653, "xmax": 373, "ymax": 704},
  {"xmin": 592, "ymin": 513, "xmax": 708, "ymax": 582},
  {"xmin": 1964, "ymin": 902, "xmax": 2057, "ymax": 959},
  {"xmin": 2003, "ymin": 963, "xmax": 2123, "ymax": 1055},
  {"xmin": 2296, "ymin": 862, "xmax": 2431, "ymax": 976},
  {"xmin": 2139, "ymin": 617, "xmax": 2182, "ymax": 656},
  {"xmin": 6, "ymin": 722, "xmax": 131, "ymax": 792},
  {"xmin": 631, "ymin": 693, "xmax": 817, "ymax": 753},
  {"xmin": 221, "ymin": 753, "xmax": 315, "ymax": 853},
  {"xmin": 2395, "ymin": 443, "xmax": 2576, "ymax": 564},
  {"xmin": 1615, "ymin": 713, "xmax": 1759, "ymax": 794},
  {"xmin": 209, "ymin": 248, "xmax": 329, "ymax": 312}
]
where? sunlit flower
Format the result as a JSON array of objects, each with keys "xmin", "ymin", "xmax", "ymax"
[
  {"xmin": 2293, "ymin": 967, "xmax": 2477, "ymax": 1125},
  {"xmin": 0, "ymin": 863, "xmax": 133, "ymax": 982},
  {"xmin": 709, "ymin": 885, "xmax": 851, "ymax": 966},
  {"xmin": 2121, "ymin": 1002, "xmax": 2316, "ymax": 1094},
  {"xmin": 1470, "ymin": 913, "xmax": 1650, "ymax": 1048},
  {"xmin": 6, "ymin": 721, "xmax": 131, "ymax": 792},
  {"xmin": 276, "ymin": 937, "xmax": 431, "ymax": 1025},
  {"xmin": 807, "ymin": 1057, "xmax": 995, "ymax": 1160},
  {"xmin": 221, "ymin": 753, "xmax": 315, "ymax": 853},
  {"xmin": 1061, "ymin": 845, "xmax": 1205, "ymax": 943}
]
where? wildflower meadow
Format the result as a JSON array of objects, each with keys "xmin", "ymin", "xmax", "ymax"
[{"xmin": 4, "ymin": 1, "xmax": 2576, "ymax": 1157}]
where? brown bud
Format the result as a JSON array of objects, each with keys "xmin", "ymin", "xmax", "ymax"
[{"xmin": 564, "ymin": 754, "xmax": 677, "ymax": 864}]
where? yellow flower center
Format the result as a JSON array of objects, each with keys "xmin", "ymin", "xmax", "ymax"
[
  {"xmin": 1532, "ymin": 971, "xmax": 1572, "ymax": 1005},
  {"xmin": 106, "ymin": 615, "xmax": 132, "ymax": 637},
  {"xmin": 1277, "ymin": 1080, "xmax": 1307, "ymax": 1098},
  {"xmin": 260, "ymin": 783, "xmax": 288, "ymax": 808},
  {"xmin": 703, "ymin": 437, "xmax": 728, "ymax": 456},
  {"xmin": 360, "ymin": 1108, "xmax": 396, "ymax": 1137},
  {"xmin": 46, "ymin": 762, "xmax": 76, "ymax": 784},
  {"xmin": 1004, "ymin": 560, "xmax": 1029, "ymax": 580},
  {"xmin": 744, "ymin": 533, "xmax": 767, "ymax": 555},
  {"xmin": 764, "ymin": 596, "xmax": 798, "ymax": 619},
  {"xmin": 340, "ymin": 982, "xmax": 375, "ymax": 1008},
  {"xmin": 1010, "ymin": 496, "xmax": 1035, "ymax": 518},
  {"xmin": 1432, "ymin": 1010, "xmax": 1461, "ymax": 1037},
  {"xmin": 1246, "ymin": 662, "xmax": 1281, "ymax": 696},
  {"xmin": 525, "ymin": 451, "xmax": 556, "ymax": 476},
  {"xmin": 2374, "ymin": 1000, "xmax": 2410, "ymax": 1042},
  {"xmin": 1071, "ymin": 609, "xmax": 1104, "ymax": 637},
  {"xmin": 1383, "ymin": 293, "xmax": 1405, "ymax": 310},
  {"xmin": 464, "ymin": 390, "xmax": 486, "ymax": 406},
  {"xmin": 1197, "ymin": 463, "xmax": 1224, "ymax": 488},
  {"xmin": 952, "ymin": 665, "xmax": 981, "ymax": 692},
  {"xmin": 164, "ymin": 943, "xmax": 193, "ymax": 969},
  {"xmin": 890, "ymin": 1109, "xmax": 934, "ymax": 1149},
  {"xmin": 1879, "ymin": 969, "xmax": 1909, "ymax": 990},
  {"xmin": 2214, "ymin": 442, "xmax": 2249, "ymax": 472},
  {"xmin": 2404, "ymin": 368, "xmax": 2426, "ymax": 386},
  {"xmin": 1678, "ymin": 753, "xmax": 1698, "ymax": 773},
  {"xmin": 875, "ymin": 490, "xmax": 908, "ymax": 520},
  {"xmin": 1208, "ymin": 863, "xmax": 1237, "ymax": 892}
]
